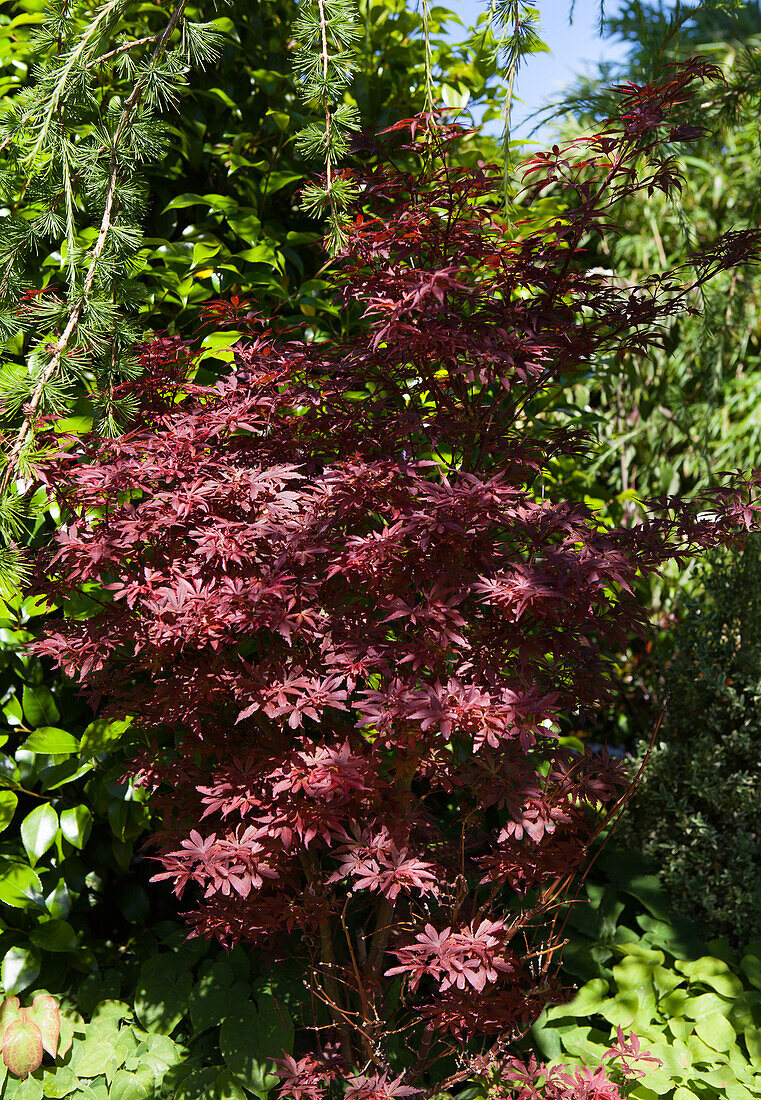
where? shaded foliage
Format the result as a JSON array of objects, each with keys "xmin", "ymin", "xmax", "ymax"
[{"xmin": 621, "ymin": 534, "xmax": 761, "ymax": 949}]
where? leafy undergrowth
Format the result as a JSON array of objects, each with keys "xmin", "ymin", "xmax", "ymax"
[
  {"xmin": 532, "ymin": 848, "xmax": 761, "ymax": 1100},
  {"xmin": 0, "ymin": 925, "xmax": 303, "ymax": 1100}
]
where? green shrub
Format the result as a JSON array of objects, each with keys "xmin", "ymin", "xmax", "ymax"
[{"xmin": 620, "ymin": 535, "xmax": 761, "ymax": 948}]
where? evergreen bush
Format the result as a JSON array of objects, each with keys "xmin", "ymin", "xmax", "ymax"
[{"xmin": 622, "ymin": 533, "xmax": 761, "ymax": 948}]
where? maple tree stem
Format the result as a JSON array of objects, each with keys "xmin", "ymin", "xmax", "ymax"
[{"xmin": 317, "ymin": 915, "xmax": 355, "ymax": 1066}]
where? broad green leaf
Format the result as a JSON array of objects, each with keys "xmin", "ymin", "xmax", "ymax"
[
  {"xmin": 41, "ymin": 1065, "xmax": 77, "ymax": 1097},
  {"xmin": 21, "ymin": 687, "xmax": 60, "ymax": 729},
  {"xmin": 2, "ymin": 947, "xmax": 41, "ymax": 996},
  {"xmin": 7, "ymin": 1078, "xmax": 43, "ymax": 1100},
  {"xmin": 20, "ymin": 728, "xmax": 79, "ymax": 755},
  {"xmin": 678, "ymin": 957, "xmax": 745, "ymax": 999},
  {"xmin": 545, "ymin": 978, "xmax": 608, "ymax": 1020},
  {"xmin": 215, "ymin": 1069, "xmax": 247, "ymax": 1100},
  {"xmin": 236, "ymin": 245, "xmax": 279, "ymax": 265},
  {"xmin": 59, "ymin": 806, "xmax": 92, "ymax": 849},
  {"xmin": 108, "ymin": 1068, "xmax": 153, "ymax": 1100},
  {"xmin": 742, "ymin": 954, "xmax": 761, "ymax": 990},
  {"xmin": 684, "ymin": 992, "xmax": 732, "ymax": 1020},
  {"xmin": 40, "ymin": 759, "xmax": 92, "ymax": 792},
  {"xmin": 21, "ymin": 805, "xmax": 58, "ymax": 865},
  {"xmin": 71, "ymin": 1040, "xmax": 115, "ymax": 1078},
  {"xmin": 134, "ymin": 954, "xmax": 193, "ymax": 1034},
  {"xmin": 0, "ymin": 863, "xmax": 44, "ymax": 910},
  {"xmin": 695, "ymin": 1010, "xmax": 737, "ymax": 1052},
  {"xmin": 220, "ymin": 993, "xmax": 293, "ymax": 1098},
  {"xmin": 0, "ymin": 792, "xmax": 17, "ymax": 834},
  {"xmin": 29, "ymin": 920, "xmax": 77, "ymax": 953},
  {"xmin": 175, "ymin": 1067, "xmax": 218, "ymax": 1100},
  {"xmin": 162, "ymin": 193, "xmax": 239, "ymax": 215},
  {"xmin": 190, "ymin": 971, "xmax": 250, "ymax": 1034},
  {"xmin": 745, "ymin": 1025, "xmax": 761, "ymax": 1062},
  {"xmin": 79, "ymin": 718, "xmax": 132, "ymax": 760}
]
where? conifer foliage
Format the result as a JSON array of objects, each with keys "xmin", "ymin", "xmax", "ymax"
[
  {"xmin": 0, "ymin": 0, "xmax": 224, "ymax": 586},
  {"xmin": 31, "ymin": 63, "xmax": 761, "ymax": 1087}
]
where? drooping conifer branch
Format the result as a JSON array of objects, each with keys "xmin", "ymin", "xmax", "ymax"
[
  {"xmin": 293, "ymin": 0, "xmax": 362, "ymax": 252},
  {"xmin": 0, "ymin": 0, "xmax": 224, "ymax": 589}
]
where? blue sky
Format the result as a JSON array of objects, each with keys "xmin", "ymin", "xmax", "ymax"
[{"xmin": 450, "ymin": 0, "xmax": 632, "ymax": 143}]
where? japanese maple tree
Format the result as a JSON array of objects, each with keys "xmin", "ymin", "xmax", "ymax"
[{"xmin": 31, "ymin": 61, "xmax": 761, "ymax": 1095}]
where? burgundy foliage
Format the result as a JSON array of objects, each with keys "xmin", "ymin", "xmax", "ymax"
[{"xmin": 31, "ymin": 62, "xmax": 761, "ymax": 1089}]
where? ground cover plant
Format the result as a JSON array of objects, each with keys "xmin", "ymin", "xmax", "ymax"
[
  {"xmin": 533, "ymin": 847, "xmax": 761, "ymax": 1100},
  {"xmin": 23, "ymin": 57, "xmax": 761, "ymax": 1097}
]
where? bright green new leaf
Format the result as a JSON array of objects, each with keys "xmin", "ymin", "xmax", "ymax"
[
  {"xmin": 0, "ymin": 862, "xmax": 44, "ymax": 910},
  {"xmin": 108, "ymin": 1068, "xmax": 153, "ymax": 1100},
  {"xmin": 0, "ymin": 792, "xmax": 17, "ymax": 834},
  {"xmin": 1, "ymin": 946, "xmax": 41, "ymax": 996},
  {"xmin": 21, "ymin": 728, "xmax": 80, "ymax": 755},
  {"xmin": 679, "ymin": 957, "xmax": 745, "ymax": 999},
  {"xmin": 20, "ymin": 804, "xmax": 58, "ymax": 865},
  {"xmin": 60, "ymin": 806, "xmax": 92, "ymax": 849}
]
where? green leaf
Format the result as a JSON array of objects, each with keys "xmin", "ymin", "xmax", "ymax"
[
  {"xmin": 0, "ymin": 792, "xmax": 18, "ymax": 834},
  {"xmin": 742, "ymin": 955, "xmax": 761, "ymax": 990},
  {"xmin": 71, "ymin": 1038, "xmax": 116, "ymax": 1078},
  {"xmin": 7, "ymin": 1079, "xmax": 43, "ymax": 1100},
  {"xmin": 220, "ymin": 993, "xmax": 293, "ymax": 1098},
  {"xmin": 745, "ymin": 1026, "xmax": 761, "ymax": 1062},
  {"xmin": 134, "ymin": 954, "xmax": 193, "ymax": 1035},
  {"xmin": 0, "ymin": 998, "xmax": 21, "ymax": 1042},
  {"xmin": 108, "ymin": 1068, "xmax": 153, "ymax": 1100},
  {"xmin": 59, "ymin": 806, "xmax": 92, "ymax": 849},
  {"xmin": 236, "ymin": 245, "xmax": 279, "ymax": 266},
  {"xmin": 176, "ymin": 1067, "xmax": 219, "ymax": 1100},
  {"xmin": 545, "ymin": 978, "xmax": 608, "ymax": 1020},
  {"xmin": 0, "ymin": 863, "xmax": 44, "ymax": 910},
  {"xmin": 21, "ymin": 687, "xmax": 60, "ymax": 729},
  {"xmin": 29, "ymin": 920, "xmax": 77, "ymax": 953},
  {"xmin": 162, "ymin": 193, "xmax": 239, "ymax": 215},
  {"xmin": 2, "ymin": 946, "xmax": 41, "ymax": 996},
  {"xmin": 678, "ymin": 957, "xmax": 745, "ymax": 999},
  {"xmin": 694, "ymin": 1010, "xmax": 737, "ymax": 1052},
  {"xmin": 41, "ymin": 1066, "xmax": 77, "ymax": 1097},
  {"xmin": 21, "ymin": 805, "xmax": 58, "ymax": 865},
  {"xmin": 79, "ymin": 718, "xmax": 132, "ymax": 760},
  {"xmin": 20, "ymin": 728, "xmax": 79, "ymax": 755},
  {"xmin": 215, "ymin": 1069, "xmax": 247, "ymax": 1100},
  {"xmin": 190, "ymin": 974, "xmax": 251, "ymax": 1034}
]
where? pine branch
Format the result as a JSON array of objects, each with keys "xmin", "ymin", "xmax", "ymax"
[{"xmin": 0, "ymin": 0, "xmax": 189, "ymax": 498}]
